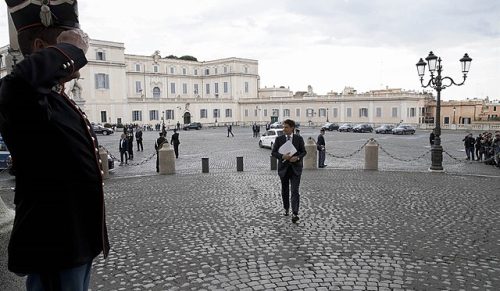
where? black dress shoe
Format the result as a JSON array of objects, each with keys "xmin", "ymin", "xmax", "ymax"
[
  {"xmin": 283, "ymin": 209, "xmax": 289, "ymax": 216},
  {"xmin": 292, "ymin": 214, "xmax": 299, "ymax": 223}
]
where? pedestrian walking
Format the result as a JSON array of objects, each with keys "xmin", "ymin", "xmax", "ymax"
[
  {"xmin": 155, "ymin": 132, "xmax": 167, "ymax": 172},
  {"xmin": 127, "ymin": 126, "xmax": 134, "ymax": 160},
  {"xmin": 0, "ymin": 1, "xmax": 109, "ymax": 289},
  {"xmin": 227, "ymin": 124, "xmax": 234, "ymax": 137},
  {"xmin": 317, "ymin": 128, "xmax": 327, "ymax": 168},
  {"xmin": 429, "ymin": 130, "xmax": 435, "ymax": 146},
  {"xmin": 135, "ymin": 127, "xmax": 143, "ymax": 152},
  {"xmin": 252, "ymin": 123, "xmax": 258, "ymax": 138},
  {"xmin": 177, "ymin": 121, "xmax": 181, "ymax": 131},
  {"xmin": 119, "ymin": 133, "xmax": 129, "ymax": 165},
  {"xmin": 271, "ymin": 119, "xmax": 307, "ymax": 223},
  {"xmin": 462, "ymin": 133, "xmax": 475, "ymax": 160},
  {"xmin": 170, "ymin": 129, "xmax": 180, "ymax": 158}
]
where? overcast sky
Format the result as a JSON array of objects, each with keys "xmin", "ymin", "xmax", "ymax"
[{"xmin": 1, "ymin": 0, "xmax": 499, "ymax": 100}]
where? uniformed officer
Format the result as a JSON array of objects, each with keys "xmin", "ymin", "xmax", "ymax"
[
  {"xmin": 155, "ymin": 132, "xmax": 167, "ymax": 172},
  {"xmin": 0, "ymin": 1, "xmax": 109, "ymax": 290}
]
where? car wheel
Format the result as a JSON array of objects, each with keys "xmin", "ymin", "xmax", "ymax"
[
  {"xmin": 103, "ymin": 131, "xmax": 109, "ymax": 135},
  {"xmin": 270, "ymin": 142, "xmax": 274, "ymax": 149},
  {"xmin": 259, "ymin": 141, "xmax": 263, "ymax": 148}
]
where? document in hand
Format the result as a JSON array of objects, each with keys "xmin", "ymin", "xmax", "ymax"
[{"xmin": 278, "ymin": 140, "xmax": 297, "ymax": 155}]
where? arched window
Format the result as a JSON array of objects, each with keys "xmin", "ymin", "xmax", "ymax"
[{"xmin": 153, "ymin": 87, "xmax": 161, "ymax": 98}]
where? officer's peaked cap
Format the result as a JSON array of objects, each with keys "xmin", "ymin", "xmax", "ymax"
[{"xmin": 6, "ymin": 0, "xmax": 79, "ymax": 32}]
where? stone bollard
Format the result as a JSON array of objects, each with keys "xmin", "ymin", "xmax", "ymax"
[
  {"xmin": 202, "ymin": 158, "xmax": 209, "ymax": 173},
  {"xmin": 159, "ymin": 143, "xmax": 175, "ymax": 175},
  {"xmin": 304, "ymin": 137, "xmax": 317, "ymax": 170},
  {"xmin": 99, "ymin": 147, "xmax": 109, "ymax": 180},
  {"xmin": 270, "ymin": 155, "xmax": 278, "ymax": 170},
  {"xmin": 236, "ymin": 156, "xmax": 244, "ymax": 172},
  {"xmin": 364, "ymin": 138, "xmax": 379, "ymax": 170}
]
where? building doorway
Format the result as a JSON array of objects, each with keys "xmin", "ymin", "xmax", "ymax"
[{"xmin": 183, "ymin": 112, "xmax": 191, "ymax": 124}]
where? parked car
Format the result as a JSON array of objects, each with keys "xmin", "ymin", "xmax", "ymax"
[
  {"xmin": 321, "ymin": 122, "xmax": 339, "ymax": 131},
  {"xmin": 0, "ymin": 136, "xmax": 10, "ymax": 171},
  {"xmin": 259, "ymin": 129, "xmax": 284, "ymax": 149},
  {"xmin": 183, "ymin": 122, "xmax": 202, "ymax": 130},
  {"xmin": 375, "ymin": 124, "xmax": 394, "ymax": 134},
  {"xmin": 392, "ymin": 125, "xmax": 416, "ymax": 135},
  {"xmin": 92, "ymin": 124, "xmax": 114, "ymax": 135},
  {"xmin": 338, "ymin": 123, "xmax": 353, "ymax": 132},
  {"xmin": 270, "ymin": 122, "xmax": 283, "ymax": 129},
  {"xmin": 352, "ymin": 124, "xmax": 373, "ymax": 133}
]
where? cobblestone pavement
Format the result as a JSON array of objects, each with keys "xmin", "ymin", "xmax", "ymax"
[{"xmin": 0, "ymin": 127, "xmax": 499, "ymax": 290}]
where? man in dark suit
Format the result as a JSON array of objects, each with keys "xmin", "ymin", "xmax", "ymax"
[
  {"xmin": 155, "ymin": 132, "xmax": 167, "ymax": 172},
  {"xmin": 119, "ymin": 133, "xmax": 129, "ymax": 165},
  {"xmin": 170, "ymin": 129, "xmax": 180, "ymax": 158},
  {"xmin": 271, "ymin": 119, "xmax": 307, "ymax": 223},
  {"xmin": 317, "ymin": 128, "xmax": 326, "ymax": 168}
]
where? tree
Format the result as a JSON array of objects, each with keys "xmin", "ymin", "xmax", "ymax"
[{"xmin": 179, "ymin": 55, "xmax": 198, "ymax": 61}]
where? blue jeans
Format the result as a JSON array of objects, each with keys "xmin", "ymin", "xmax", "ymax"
[{"xmin": 26, "ymin": 260, "xmax": 93, "ymax": 291}]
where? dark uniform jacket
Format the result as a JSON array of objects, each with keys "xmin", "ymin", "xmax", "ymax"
[
  {"xmin": 0, "ymin": 43, "xmax": 109, "ymax": 273},
  {"xmin": 317, "ymin": 134, "xmax": 325, "ymax": 151},
  {"xmin": 170, "ymin": 133, "xmax": 180, "ymax": 145},
  {"xmin": 271, "ymin": 134, "xmax": 307, "ymax": 178}
]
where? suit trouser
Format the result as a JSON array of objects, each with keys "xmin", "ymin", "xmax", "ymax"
[
  {"xmin": 26, "ymin": 260, "xmax": 92, "ymax": 291},
  {"xmin": 280, "ymin": 168, "xmax": 301, "ymax": 215},
  {"xmin": 318, "ymin": 150, "xmax": 326, "ymax": 167},
  {"xmin": 137, "ymin": 140, "xmax": 143, "ymax": 151},
  {"xmin": 173, "ymin": 144, "xmax": 179, "ymax": 158},
  {"xmin": 120, "ymin": 151, "xmax": 128, "ymax": 164}
]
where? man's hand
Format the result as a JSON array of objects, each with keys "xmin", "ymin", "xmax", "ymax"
[
  {"xmin": 57, "ymin": 29, "xmax": 89, "ymax": 54},
  {"xmin": 290, "ymin": 156, "xmax": 299, "ymax": 163}
]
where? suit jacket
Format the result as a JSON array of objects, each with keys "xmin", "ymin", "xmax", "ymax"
[
  {"xmin": 171, "ymin": 133, "xmax": 180, "ymax": 145},
  {"xmin": 317, "ymin": 134, "xmax": 325, "ymax": 150},
  {"xmin": 271, "ymin": 134, "xmax": 307, "ymax": 178},
  {"xmin": 119, "ymin": 138, "xmax": 128, "ymax": 153}
]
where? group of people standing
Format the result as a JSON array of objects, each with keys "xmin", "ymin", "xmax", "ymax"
[
  {"xmin": 119, "ymin": 125, "xmax": 143, "ymax": 165},
  {"xmin": 252, "ymin": 123, "xmax": 261, "ymax": 137},
  {"xmin": 463, "ymin": 131, "xmax": 500, "ymax": 166}
]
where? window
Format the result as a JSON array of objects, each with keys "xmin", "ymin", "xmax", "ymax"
[
  {"xmin": 100, "ymin": 111, "xmax": 107, "ymax": 123},
  {"xmin": 182, "ymin": 68, "xmax": 187, "ymax": 75},
  {"xmin": 272, "ymin": 109, "xmax": 279, "ymax": 117},
  {"xmin": 132, "ymin": 110, "xmax": 142, "ymax": 122},
  {"xmin": 283, "ymin": 109, "xmax": 290, "ymax": 117},
  {"xmin": 244, "ymin": 67, "xmax": 248, "ymax": 73},
  {"xmin": 319, "ymin": 108, "xmax": 326, "ymax": 117},
  {"xmin": 214, "ymin": 83, "xmax": 219, "ymax": 94},
  {"xmin": 135, "ymin": 81, "xmax": 142, "ymax": 93},
  {"xmin": 153, "ymin": 65, "xmax": 159, "ymax": 73},
  {"xmin": 95, "ymin": 73, "xmax": 109, "ymax": 89},
  {"xmin": 359, "ymin": 108, "xmax": 368, "ymax": 117},
  {"xmin": 135, "ymin": 64, "xmax": 141, "ymax": 72},
  {"xmin": 224, "ymin": 66, "xmax": 228, "ymax": 73},
  {"xmin": 245, "ymin": 82, "xmax": 249, "ymax": 93},
  {"xmin": 254, "ymin": 109, "xmax": 258, "ymax": 117},
  {"xmin": 206, "ymin": 83, "xmax": 210, "ymax": 94},
  {"xmin": 296, "ymin": 108, "xmax": 300, "ymax": 117},
  {"xmin": 245, "ymin": 109, "xmax": 249, "ymax": 117},
  {"xmin": 200, "ymin": 109, "xmax": 207, "ymax": 118},
  {"xmin": 376, "ymin": 107, "xmax": 382, "ymax": 118},
  {"xmin": 306, "ymin": 109, "xmax": 314, "ymax": 117},
  {"xmin": 205, "ymin": 68, "xmax": 210, "ymax": 75},
  {"xmin": 213, "ymin": 109, "xmax": 220, "ymax": 118},
  {"xmin": 214, "ymin": 67, "xmax": 218, "ymax": 74},
  {"xmin": 182, "ymin": 83, "xmax": 187, "ymax": 94},
  {"xmin": 346, "ymin": 108, "xmax": 352, "ymax": 118},
  {"xmin": 194, "ymin": 84, "xmax": 199, "ymax": 95},
  {"xmin": 150, "ymin": 110, "xmax": 159, "ymax": 121},
  {"xmin": 170, "ymin": 83, "xmax": 176, "ymax": 94},
  {"xmin": 263, "ymin": 109, "xmax": 268, "ymax": 117},
  {"xmin": 153, "ymin": 87, "xmax": 161, "ymax": 98},
  {"xmin": 96, "ymin": 51, "xmax": 105, "ymax": 61},
  {"xmin": 165, "ymin": 110, "xmax": 174, "ymax": 120},
  {"xmin": 333, "ymin": 108, "xmax": 338, "ymax": 118},
  {"xmin": 194, "ymin": 69, "xmax": 198, "ymax": 75},
  {"xmin": 444, "ymin": 116, "xmax": 450, "ymax": 124},
  {"xmin": 494, "ymin": 106, "xmax": 497, "ymax": 111},
  {"xmin": 225, "ymin": 109, "xmax": 232, "ymax": 118},
  {"xmin": 224, "ymin": 82, "xmax": 228, "ymax": 93},
  {"xmin": 408, "ymin": 107, "xmax": 416, "ymax": 117},
  {"xmin": 392, "ymin": 107, "xmax": 398, "ymax": 118}
]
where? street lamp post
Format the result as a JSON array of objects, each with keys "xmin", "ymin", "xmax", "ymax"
[
  {"xmin": 161, "ymin": 111, "xmax": 166, "ymax": 134},
  {"xmin": 326, "ymin": 108, "xmax": 330, "ymax": 122},
  {"xmin": 453, "ymin": 106, "xmax": 456, "ymax": 125},
  {"xmin": 416, "ymin": 51, "xmax": 472, "ymax": 171}
]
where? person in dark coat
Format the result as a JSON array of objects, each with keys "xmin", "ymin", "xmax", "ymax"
[
  {"xmin": 170, "ymin": 129, "xmax": 181, "ymax": 158},
  {"xmin": 271, "ymin": 119, "xmax": 307, "ymax": 223},
  {"xmin": 155, "ymin": 132, "xmax": 167, "ymax": 172},
  {"xmin": 135, "ymin": 127, "xmax": 143, "ymax": 152},
  {"xmin": 462, "ymin": 133, "xmax": 475, "ymax": 160},
  {"xmin": 126, "ymin": 126, "xmax": 134, "ymax": 160},
  {"xmin": 227, "ymin": 124, "xmax": 234, "ymax": 137},
  {"xmin": 429, "ymin": 129, "xmax": 435, "ymax": 146},
  {"xmin": 317, "ymin": 128, "xmax": 326, "ymax": 168},
  {"xmin": 119, "ymin": 133, "xmax": 129, "ymax": 165},
  {"xmin": 0, "ymin": 1, "xmax": 109, "ymax": 289}
]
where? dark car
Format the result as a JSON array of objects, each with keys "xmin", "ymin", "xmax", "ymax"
[
  {"xmin": 375, "ymin": 124, "xmax": 394, "ymax": 134},
  {"xmin": 183, "ymin": 122, "xmax": 202, "ymax": 130},
  {"xmin": 92, "ymin": 124, "xmax": 114, "ymax": 135},
  {"xmin": 338, "ymin": 123, "xmax": 353, "ymax": 132},
  {"xmin": 0, "ymin": 136, "xmax": 10, "ymax": 171},
  {"xmin": 392, "ymin": 125, "xmax": 416, "ymax": 135},
  {"xmin": 321, "ymin": 122, "xmax": 339, "ymax": 131},
  {"xmin": 352, "ymin": 124, "xmax": 373, "ymax": 133}
]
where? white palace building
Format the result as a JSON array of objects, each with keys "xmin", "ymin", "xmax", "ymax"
[{"xmin": 1, "ymin": 39, "xmax": 433, "ymax": 127}]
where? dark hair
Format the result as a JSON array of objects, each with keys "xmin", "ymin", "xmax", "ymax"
[
  {"xmin": 17, "ymin": 26, "xmax": 65, "ymax": 55},
  {"xmin": 283, "ymin": 119, "xmax": 295, "ymax": 128}
]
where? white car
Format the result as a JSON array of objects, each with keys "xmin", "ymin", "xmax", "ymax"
[{"xmin": 259, "ymin": 129, "xmax": 284, "ymax": 149}]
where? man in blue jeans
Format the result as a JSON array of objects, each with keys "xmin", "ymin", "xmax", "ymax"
[{"xmin": 1, "ymin": 1, "xmax": 109, "ymax": 290}]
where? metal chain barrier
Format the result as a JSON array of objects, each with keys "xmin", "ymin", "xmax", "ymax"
[
  {"xmin": 377, "ymin": 141, "xmax": 431, "ymax": 162},
  {"xmin": 442, "ymin": 149, "xmax": 481, "ymax": 165},
  {"xmin": 325, "ymin": 139, "xmax": 370, "ymax": 159}
]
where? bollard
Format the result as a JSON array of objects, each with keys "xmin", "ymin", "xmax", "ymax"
[
  {"xmin": 99, "ymin": 147, "xmax": 109, "ymax": 180},
  {"xmin": 159, "ymin": 143, "xmax": 176, "ymax": 175},
  {"xmin": 236, "ymin": 156, "xmax": 244, "ymax": 172},
  {"xmin": 304, "ymin": 137, "xmax": 317, "ymax": 169},
  {"xmin": 202, "ymin": 157, "xmax": 209, "ymax": 173},
  {"xmin": 364, "ymin": 138, "xmax": 379, "ymax": 170},
  {"xmin": 270, "ymin": 155, "xmax": 278, "ymax": 170}
]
